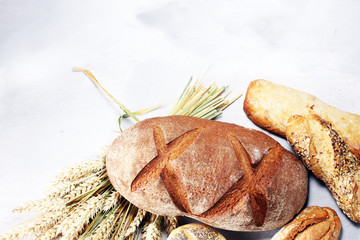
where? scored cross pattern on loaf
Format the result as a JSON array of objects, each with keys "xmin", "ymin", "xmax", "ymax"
[
  {"xmin": 131, "ymin": 125, "xmax": 202, "ymax": 213},
  {"xmin": 200, "ymin": 134, "xmax": 282, "ymax": 227},
  {"xmin": 131, "ymin": 125, "xmax": 282, "ymax": 226}
]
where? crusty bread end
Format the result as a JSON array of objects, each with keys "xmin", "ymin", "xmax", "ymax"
[{"xmin": 286, "ymin": 114, "xmax": 360, "ymax": 223}]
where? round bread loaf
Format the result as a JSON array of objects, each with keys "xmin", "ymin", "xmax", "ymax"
[
  {"xmin": 271, "ymin": 206, "xmax": 341, "ymax": 240},
  {"xmin": 168, "ymin": 223, "xmax": 225, "ymax": 240},
  {"xmin": 106, "ymin": 116, "xmax": 308, "ymax": 231}
]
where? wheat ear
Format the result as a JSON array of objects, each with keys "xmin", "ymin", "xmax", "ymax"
[
  {"xmin": 13, "ymin": 198, "xmax": 67, "ymax": 214},
  {"xmin": 1, "ymin": 209, "xmax": 67, "ymax": 240},
  {"xmin": 124, "ymin": 209, "xmax": 147, "ymax": 237},
  {"xmin": 57, "ymin": 194, "xmax": 106, "ymax": 239},
  {"xmin": 35, "ymin": 225, "xmax": 59, "ymax": 240},
  {"xmin": 51, "ymin": 153, "xmax": 106, "ymax": 186},
  {"xmin": 92, "ymin": 208, "xmax": 118, "ymax": 240},
  {"xmin": 61, "ymin": 175, "xmax": 105, "ymax": 201},
  {"xmin": 103, "ymin": 191, "xmax": 120, "ymax": 212},
  {"xmin": 0, "ymin": 218, "xmax": 37, "ymax": 240},
  {"xmin": 164, "ymin": 216, "xmax": 179, "ymax": 235},
  {"xmin": 46, "ymin": 169, "xmax": 104, "ymax": 200},
  {"xmin": 141, "ymin": 215, "xmax": 162, "ymax": 240}
]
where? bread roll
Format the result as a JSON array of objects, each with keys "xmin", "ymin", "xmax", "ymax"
[
  {"xmin": 271, "ymin": 206, "xmax": 341, "ymax": 240},
  {"xmin": 167, "ymin": 223, "xmax": 225, "ymax": 240},
  {"xmin": 106, "ymin": 116, "xmax": 308, "ymax": 231},
  {"xmin": 286, "ymin": 114, "xmax": 360, "ymax": 223},
  {"xmin": 243, "ymin": 79, "xmax": 360, "ymax": 159}
]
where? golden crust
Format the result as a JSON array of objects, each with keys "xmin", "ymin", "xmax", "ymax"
[
  {"xmin": 243, "ymin": 79, "xmax": 360, "ymax": 159},
  {"xmin": 167, "ymin": 223, "xmax": 226, "ymax": 240},
  {"xmin": 271, "ymin": 206, "xmax": 341, "ymax": 240},
  {"xmin": 286, "ymin": 114, "xmax": 360, "ymax": 223}
]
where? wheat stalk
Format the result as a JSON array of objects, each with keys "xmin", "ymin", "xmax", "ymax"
[
  {"xmin": 1, "ymin": 210, "xmax": 68, "ymax": 240},
  {"xmin": 13, "ymin": 198, "xmax": 67, "ymax": 214},
  {"xmin": 46, "ymin": 157, "xmax": 106, "ymax": 199},
  {"xmin": 115, "ymin": 205, "xmax": 138, "ymax": 239},
  {"xmin": 1, "ymin": 220, "xmax": 36, "ymax": 240},
  {"xmin": 141, "ymin": 215, "xmax": 162, "ymax": 240},
  {"xmin": 113, "ymin": 225, "xmax": 125, "ymax": 240},
  {"xmin": 164, "ymin": 216, "xmax": 179, "ymax": 235},
  {"xmin": 57, "ymin": 194, "xmax": 106, "ymax": 239},
  {"xmin": 36, "ymin": 225, "xmax": 59, "ymax": 240},
  {"xmin": 110, "ymin": 202, "xmax": 134, "ymax": 240},
  {"xmin": 92, "ymin": 208, "xmax": 118, "ymax": 240},
  {"xmin": 58, "ymin": 173, "xmax": 102, "ymax": 200},
  {"xmin": 124, "ymin": 209, "xmax": 147, "ymax": 237},
  {"xmin": 103, "ymin": 191, "xmax": 121, "ymax": 212},
  {"xmin": 62, "ymin": 175, "xmax": 105, "ymax": 201},
  {"xmin": 73, "ymin": 67, "xmax": 140, "ymax": 122},
  {"xmin": 52, "ymin": 153, "xmax": 106, "ymax": 186}
]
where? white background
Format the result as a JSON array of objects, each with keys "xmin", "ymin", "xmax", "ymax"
[{"xmin": 1, "ymin": 0, "xmax": 360, "ymax": 239}]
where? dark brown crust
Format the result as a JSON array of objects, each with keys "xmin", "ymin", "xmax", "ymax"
[{"xmin": 106, "ymin": 116, "xmax": 308, "ymax": 231}]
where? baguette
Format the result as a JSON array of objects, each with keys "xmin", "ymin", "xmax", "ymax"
[
  {"xmin": 243, "ymin": 79, "xmax": 360, "ymax": 159},
  {"xmin": 106, "ymin": 116, "xmax": 308, "ymax": 231},
  {"xmin": 286, "ymin": 114, "xmax": 360, "ymax": 223},
  {"xmin": 271, "ymin": 206, "xmax": 341, "ymax": 240}
]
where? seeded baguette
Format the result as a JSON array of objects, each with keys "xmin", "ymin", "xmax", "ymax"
[
  {"xmin": 106, "ymin": 116, "xmax": 308, "ymax": 231},
  {"xmin": 271, "ymin": 206, "xmax": 341, "ymax": 240},
  {"xmin": 243, "ymin": 79, "xmax": 360, "ymax": 159},
  {"xmin": 286, "ymin": 114, "xmax": 360, "ymax": 223}
]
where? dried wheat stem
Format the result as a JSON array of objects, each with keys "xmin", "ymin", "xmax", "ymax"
[
  {"xmin": 58, "ymin": 194, "xmax": 106, "ymax": 239},
  {"xmin": 87, "ymin": 217, "xmax": 104, "ymax": 240},
  {"xmin": 124, "ymin": 209, "xmax": 147, "ymax": 237},
  {"xmin": 109, "ymin": 211, "xmax": 125, "ymax": 240},
  {"xmin": 120, "ymin": 205, "xmax": 139, "ymax": 239},
  {"xmin": 103, "ymin": 191, "xmax": 121, "ymax": 212},
  {"xmin": 35, "ymin": 225, "xmax": 59, "ymax": 240},
  {"xmin": 52, "ymin": 153, "xmax": 106, "ymax": 185},
  {"xmin": 112, "ymin": 203, "xmax": 134, "ymax": 240},
  {"xmin": 125, "ymin": 233, "xmax": 135, "ymax": 240},
  {"xmin": 32, "ymin": 210, "xmax": 69, "ymax": 235},
  {"xmin": 55, "ymin": 157, "xmax": 105, "ymax": 183},
  {"xmin": 140, "ymin": 215, "xmax": 152, "ymax": 237},
  {"xmin": 13, "ymin": 198, "xmax": 67, "ymax": 214},
  {"xmin": 141, "ymin": 215, "xmax": 162, "ymax": 240},
  {"xmin": 164, "ymin": 216, "xmax": 179, "ymax": 235},
  {"xmin": 93, "ymin": 209, "xmax": 118, "ymax": 240},
  {"xmin": 61, "ymin": 175, "xmax": 104, "ymax": 201},
  {"xmin": 114, "ymin": 225, "xmax": 125, "ymax": 240},
  {"xmin": 0, "ymin": 218, "xmax": 37, "ymax": 240},
  {"xmin": 46, "ymin": 171, "xmax": 103, "ymax": 200},
  {"xmin": 1, "ymin": 209, "xmax": 68, "ymax": 240}
]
